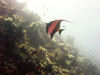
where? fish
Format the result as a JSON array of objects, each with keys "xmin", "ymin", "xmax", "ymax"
[{"xmin": 46, "ymin": 19, "xmax": 71, "ymax": 39}]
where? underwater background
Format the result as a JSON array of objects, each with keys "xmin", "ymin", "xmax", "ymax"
[{"xmin": 0, "ymin": 0, "xmax": 100, "ymax": 75}]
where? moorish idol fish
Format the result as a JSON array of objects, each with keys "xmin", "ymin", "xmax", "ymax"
[{"xmin": 46, "ymin": 19, "xmax": 72, "ymax": 39}]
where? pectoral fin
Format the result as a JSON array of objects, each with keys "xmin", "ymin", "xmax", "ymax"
[{"xmin": 59, "ymin": 29, "xmax": 64, "ymax": 35}]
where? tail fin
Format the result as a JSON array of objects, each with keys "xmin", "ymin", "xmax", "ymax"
[
  {"xmin": 46, "ymin": 23, "xmax": 48, "ymax": 33},
  {"xmin": 59, "ymin": 29, "xmax": 64, "ymax": 35}
]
